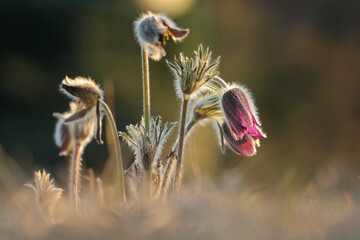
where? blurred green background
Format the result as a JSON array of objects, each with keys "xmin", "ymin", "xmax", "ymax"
[{"xmin": 0, "ymin": 0, "xmax": 359, "ymax": 196}]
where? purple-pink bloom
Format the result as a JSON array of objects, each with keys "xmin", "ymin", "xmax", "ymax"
[
  {"xmin": 222, "ymin": 123, "xmax": 259, "ymax": 156},
  {"xmin": 221, "ymin": 86, "xmax": 266, "ymax": 155}
]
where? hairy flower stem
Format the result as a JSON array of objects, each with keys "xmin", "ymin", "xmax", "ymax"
[
  {"xmin": 142, "ymin": 49, "xmax": 151, "ymax": 135},
  {"xmin": 70, "ymin": 143, "xmax": 82, "ymax": 215},
  {"xmin": 160, "ymin": 119, "xmax": 196, "ymax": 199},
  {"xmin": 142, "ymin": 49, "xmax": 153, "ymax": 197},
  {"xmin": 100, "ymin": 100, "xmax": 126, "ymax": 204},
  {"xmin": 159, "ymin": 153, "xmax": 176, "ymax": 199},
  {"xmin": 174, "ymin": 98, "xmax": 189, "ymax": 194}
]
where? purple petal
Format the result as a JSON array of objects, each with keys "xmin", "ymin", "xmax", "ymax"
[
  {"xmin": 222, "ymin": 88, "xmax": 253, "ymax": 138},
  {"xmin": 222, "ymin": 123, "xmax": 257, "ymax": 156},
  {"xmin": 168, "ymin": 26, "xmax": 189, "ymax": 39},
  {"xmin": 161, "ymin": 21, "xmax": 189, "ymax": 40},
  {"xmin": 247, "ymin": 125, "xmax": 266, "ymax": 139}
]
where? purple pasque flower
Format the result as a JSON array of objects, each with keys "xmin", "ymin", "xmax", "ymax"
[
  {"xmin": 221, "ymin": 123, "xmax": 260, "ymax": 156},
  {"xmin": 134, "ymin": 11, "xmax": 189, "ymax": 61},
  {"xmin": 221, "ymin": 85, "xmax": 266, "ymax": 146}
]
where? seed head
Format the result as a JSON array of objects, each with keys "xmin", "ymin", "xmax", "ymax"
[{"xmin": 134, "ymin": 11, "xmax": 189, "ymax": 61}]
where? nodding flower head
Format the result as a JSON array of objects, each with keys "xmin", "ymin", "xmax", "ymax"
[
  {"xmin": 222, "ymin": 123, "xmax": 260, "ymax": 156},
  {"xmin": 134, "ymin": 11, "xmax": 189, "ymax": 61},
  {"xmin": 57, "ymin": 77, "xmax": 104, "ymax": 146},
  {"xmin": 221, "ymin": 85, "xmax": 266, "ymax": 149},
  {"xmin": 60, "ymin": 76, "xmax": 103, "ymax": 106}
]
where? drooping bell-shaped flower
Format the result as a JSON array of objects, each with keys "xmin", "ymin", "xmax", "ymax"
[
  {"xmin": 222, "ymin": 123, "xmax": 260, "ymax": 156},
  {"xmin": 58, "ymin": 76, "xmax": 104, "ymax": 144},
  {"xmin": 221, "ymin": 86, "xmax": 266, "ymax": 141},
  {"xmin": 134, "ymin": 11, "xmax": 189, "ymax": 61}
]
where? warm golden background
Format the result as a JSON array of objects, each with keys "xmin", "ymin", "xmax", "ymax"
[{"xmin": 0, "ymin": 0, "xmax": 360, "ymax": 237}]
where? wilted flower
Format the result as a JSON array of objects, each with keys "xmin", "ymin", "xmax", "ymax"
[
  {"xmin": 134, "ymin": 11, "xmax": 189, "ymax": 61},
  {"xmin": 58, "ymin": 76, "xmax": 104, "ymax": 144},
  {"xmin": 25, "ymin": 170, "xmax": 63, "ymax": 223},
  {"xmin": 167, "ymin": 45, "xmax": 220, "ymax": 99},
  {"xmin": 220, "ymin": 85, "xmax": 266, "ymax": 155}
]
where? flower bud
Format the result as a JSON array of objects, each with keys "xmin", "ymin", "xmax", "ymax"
[{"xmin": 190, "ymin": 94, "xmax": 222, "ymax": 123}]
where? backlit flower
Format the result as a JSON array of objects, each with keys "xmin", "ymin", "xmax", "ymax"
[
  {"xmin": 58, "ymin": 76, "xmax": 104, "ymax": 144},
  {"xmin": 60, "ymin": 76, "xmax": 102, "ymax": 106},
  {"xmin": 222, "ymin": 123, "xmax": 260, "ymax": 156},
  {"xmin": 134, "ymin": 11, "xmax": 189, "ymax": 61},
  {"xmin": 221, "ymin": 86, "xmax": 266, "ymax": 141}
]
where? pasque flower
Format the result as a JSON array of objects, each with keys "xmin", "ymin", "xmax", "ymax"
[
  {"xmin": 59, "ymin": 76, "xmax": 104, "ymax": 144},
  {"xmin": 134, "ymin": 11, "xmax": 189, "ymax": 61},
  {"xmin": 221, "ymin": 123, "xmax": 260, "ymax": 156},
  {"xmin": 221, "ymin": 85, "xmax": 266, "ymax": 156}
]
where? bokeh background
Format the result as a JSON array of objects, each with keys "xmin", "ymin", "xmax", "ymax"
[{"xmin": 0, "ymin": 0, "xmax": 360, "ymax": 199}]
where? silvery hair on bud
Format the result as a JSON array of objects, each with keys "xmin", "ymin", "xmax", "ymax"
[{"xmin": 221, "ymin": 83, "xmax": 261, "ymax": 126}]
